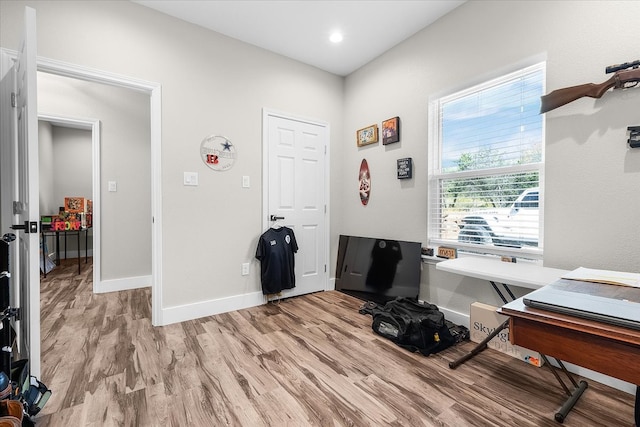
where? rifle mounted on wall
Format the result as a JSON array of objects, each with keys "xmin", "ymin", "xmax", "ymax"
[{"xmin": 540, "ymin": 60, "xmax": 640, "ymax": 114}]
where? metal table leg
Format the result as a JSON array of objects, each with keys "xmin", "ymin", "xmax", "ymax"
[
  {"xmin": 55, "ymin": 232, "xmax": 60, "ymax": 265},
  {"xmin": 449, "ymin": 318, "xmax": 510, "ymax": 369},
  {"xmin": 539, "ymin": 354, "xmax": 589, "ymax": 423},
  {"xmin": 449, "ymin": 276, "xmax": 593, "ymax": 424},
  {"xmin": 449, "ymin": 281, "xmax": 513, "ymax": 369},
  {"xmin": 635, "ymin": 386, "xmax": 639, "ymax": 427},
  {"xmin": 77, "ymin": 231, "xmax": 81, "ymax": 274}
]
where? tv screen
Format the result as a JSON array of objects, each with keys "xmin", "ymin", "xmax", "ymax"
[{"xmin": 335, "ymin": 235, "xmax": 422, "ymax": 304}]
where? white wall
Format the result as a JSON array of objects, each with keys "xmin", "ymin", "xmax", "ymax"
[
  {"xmin": 50, "ymin": 126, "xmax": 92, "ymax": 211},
  {"xmin": 341, "ymin": 0, "xmax": 640, "ymax": 312},
  {"xmin": 0, "ymin": 1, "xmax": 344, "ymax": 311},
  {"xmin": 38, "ymin": 121, "xmax": 55, "ymax": 214},
  {"xmin": 38, "ymin": 123, "xmax": 93, "ymax": 255}
]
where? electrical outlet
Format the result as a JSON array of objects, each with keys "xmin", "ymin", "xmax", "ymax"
[{"xmin": 241, "ymin": 263, "xmax": 250, "ymax": 276}]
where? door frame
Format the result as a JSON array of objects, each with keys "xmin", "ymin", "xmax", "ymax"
[
  {"xmin": 37, "ymin": 57, "xmax": 164, "ymax": 326},
  {"xmin": 0, "ymin": 50, "xmax": 165, "ymax": 326},
  {"xmin": 261, "ymin": 108, "xmax": 331, "ymax": 293},
  {"xmin": 38, "ymin": 113, "xmax": 102, "ymax": 293}
]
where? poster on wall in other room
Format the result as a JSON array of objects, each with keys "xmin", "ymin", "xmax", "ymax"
[{"xmin": 64, "ymin": 197, "xmax": 86, "ymax": 213}]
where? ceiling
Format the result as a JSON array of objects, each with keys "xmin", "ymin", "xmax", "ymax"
[{"xmin": 132, "ymin": 1, "xmax": 466, "ymax": 76}]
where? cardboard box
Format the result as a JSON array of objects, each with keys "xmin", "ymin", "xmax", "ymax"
[{"xmin": 470, "ymin": 302, "xmax": 544, "ymax": 367}]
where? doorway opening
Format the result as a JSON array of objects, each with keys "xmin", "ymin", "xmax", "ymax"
[
  {"xmin": 36, "ymin": 57, "xmax": 163, "ymax": 325},
  {"xmin": 38, "ymin": 114, "xmax": 99, "ymax": 291}
]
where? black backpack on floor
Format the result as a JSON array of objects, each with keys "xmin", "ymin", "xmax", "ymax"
[{"xmin": 361, "ymin": 297, "xmax": 456, "ymax": 356}]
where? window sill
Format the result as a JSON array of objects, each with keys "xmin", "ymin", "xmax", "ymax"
[
  {"xmin": 423, "ymin": 250, "xmax": 542, "ymax": 267},
  {"xmin": 421, "ymin": 255, "xmax": 445, "ymax": 265}
]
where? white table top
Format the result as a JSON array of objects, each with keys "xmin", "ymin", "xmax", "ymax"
[{"xmin": 436, "ymin": 256, "xmax": 569, "ymax": 290}]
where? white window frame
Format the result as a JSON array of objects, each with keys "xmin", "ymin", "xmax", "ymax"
[{"xmin": 427, "ymin": 62, "xmax": 546, "ymax": 260}]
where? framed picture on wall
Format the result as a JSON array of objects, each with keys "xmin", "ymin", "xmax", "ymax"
[
  {"xmin": 64, "ymin": 197, "xmax": 86, "ymax": 213},
  {"xmin": 382, "ymin": 116, "xmax": 400, "ymax": 145},
  {"xmin": 356, "ymin": 124, "xmax": 378, "ymax": 147}
]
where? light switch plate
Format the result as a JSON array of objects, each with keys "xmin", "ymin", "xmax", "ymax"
[
  {"xmin": 108, "ymin": 181, "xmax": 117, "ymax": 192},
  {"xmin": 184, "ymin": 172, "xmax": 198, "ymax": 186},
  {"xmin": 242, "ymin": 176, "xmax": 250, "ymax": 188}
]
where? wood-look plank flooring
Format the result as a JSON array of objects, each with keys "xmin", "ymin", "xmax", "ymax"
[{"xmin": 35, "ymin": 258, "xmax": 635, "ymax": 426}]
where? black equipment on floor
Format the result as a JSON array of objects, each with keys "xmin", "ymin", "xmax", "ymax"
[{"xmin": 359, "ymin": 297, "xmax": 461, "ymax": 356}]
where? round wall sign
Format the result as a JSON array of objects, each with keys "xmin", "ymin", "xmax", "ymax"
[{"xmin": 200, "ymin": 135, "xmax": 236, "ymax": 171}]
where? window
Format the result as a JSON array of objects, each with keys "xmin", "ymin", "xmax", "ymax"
[{"xmin": 428, "ymin": 62, "xmax": 545, "ymax": 259}]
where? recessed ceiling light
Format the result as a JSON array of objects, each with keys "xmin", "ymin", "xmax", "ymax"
[{"xmin": 329, "ymin": 32, "xmax": 343, "ymax": 44}]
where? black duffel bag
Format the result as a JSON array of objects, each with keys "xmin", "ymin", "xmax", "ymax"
[{"xmin": 362, "ymin": 297, "xmax": 456, "ymax": 356}]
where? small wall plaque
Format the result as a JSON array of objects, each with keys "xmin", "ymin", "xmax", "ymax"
[
  {"xmin": 397, "ymin": 157, "xmax": 412, "ymax": 179},
  {"xmin": 437, "ymin": 246, "xmax": 457, "ymax": 259}
]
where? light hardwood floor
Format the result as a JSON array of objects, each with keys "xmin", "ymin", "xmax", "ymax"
[{"xmin": 35, "ymin": 259, "xmax": 635, "ymax": 426}]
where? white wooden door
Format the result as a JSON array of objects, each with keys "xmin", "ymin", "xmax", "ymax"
[
  {"xmin": 0, "ymin": 53, "xmax": 15, "ymax": 241},
  {"xmin": 0, "ymin": 7, "xmax": 41, "ymax": 377},
  {"xmin": 264, "ymin": 111, "xmax": 328, "ymax": 299}
]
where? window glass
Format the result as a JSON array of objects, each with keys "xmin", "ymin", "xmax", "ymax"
[{"xmin": 428, "ymin": 63, "xmax": 545, "ymax": 258}]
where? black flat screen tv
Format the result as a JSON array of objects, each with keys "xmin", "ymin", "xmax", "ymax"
[{"xmin": 335, "ymin": 235, "xmax": 422, "ymax": 304}]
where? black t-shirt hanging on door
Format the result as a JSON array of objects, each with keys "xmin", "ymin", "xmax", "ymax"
[{"xmin": 255, "ymin": 227, "xmax": 298, "ymax": 295}]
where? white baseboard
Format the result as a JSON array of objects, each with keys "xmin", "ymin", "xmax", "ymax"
[
  {"xmin": 439, "ymin": 306, "xmax": 470, "ymax": 329},
  {"xmin": 437, "ymin": 307, "xmax": 636, "ymax": 395},
  {"xmin": 160, "ymin": 291, "xmax": 265, "ymax": 326},
  {"xmin": 95, "ymin": 275, "xmax": 151, "ymax": 293}
]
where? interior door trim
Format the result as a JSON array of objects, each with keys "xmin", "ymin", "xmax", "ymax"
[{"xmin": 38, "ymin": 114, "xmax": 101, "ymax": 293}]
